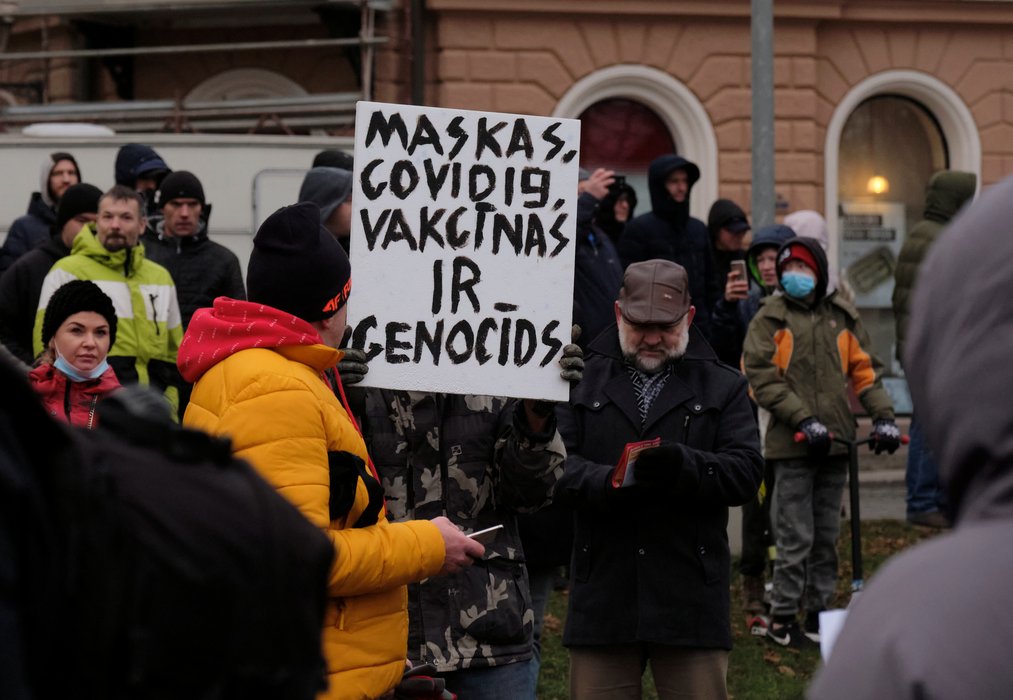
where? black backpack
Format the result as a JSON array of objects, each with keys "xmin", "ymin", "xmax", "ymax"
[{"xmin": 0, "ymin": 362, "xmax": 334, "ymax": 700}]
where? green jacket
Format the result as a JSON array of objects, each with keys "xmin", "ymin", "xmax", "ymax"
[
  {"xmin": 743, "ymin": 238, "xmax": 894, "ymax": 459},
  {"xmin": 892, "ymin": 170, "xmax": 976, "ymax": 365},
  {"xmin": 34, "ymin": 225, "xmax": 183, "ymax": 411}
]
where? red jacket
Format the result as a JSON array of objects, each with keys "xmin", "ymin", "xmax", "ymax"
[{"xmin": 28, "ymin": 362, "xmax": 121, "ymax": 429}]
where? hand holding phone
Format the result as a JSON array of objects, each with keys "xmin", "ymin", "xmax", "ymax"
[
  {"xmin": 730, "ymin": 259, "xmax": 747, "ymax": 280},
  {"xmin": 725, "ymin": 260, "xmax": 750, "ymax": 302},
  {"xmin": 467, "ymin": 524, "xmax": 504, "ymax": 546}
]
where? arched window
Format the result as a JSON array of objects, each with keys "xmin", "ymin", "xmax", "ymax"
[
  {"xmin": 578, "ymin": 98, "xmax": 676, "ymax": 172},
  {"xmin": 185, "ymin": 68, "xmax": 308, "ymax": 103},
  {"xmin": 825, "ymin": 71, "xmax": 980, "ymax": 384},
  {"xmin": 554, "ymin": 65, "xmax": 718, "ymax": 221}
]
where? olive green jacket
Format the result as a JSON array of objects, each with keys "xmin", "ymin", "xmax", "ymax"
[
  {"xmin": 743, "ymin": 290, "xmax": 894, "ymax": 459},
  {"xmin": 892, "ymin": 171, "xmax": 976, "ymax": 365}
]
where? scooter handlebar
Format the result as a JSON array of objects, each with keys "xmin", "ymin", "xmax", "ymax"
[{"xmin": 791, "ymin": 432, "xmax": 910, "ymax": 445}]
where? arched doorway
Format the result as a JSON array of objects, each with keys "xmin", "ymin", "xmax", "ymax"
[
  {"xmin": 825, "ymin": 71, "xmax": 980, "ymax": 397},
  {"xmin": 554, "ymin": 65, "xmax": 718, "ymax": 222}
]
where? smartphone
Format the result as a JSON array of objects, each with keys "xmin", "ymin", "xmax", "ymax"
[
  {"xmin": 608, "ymin": 173, "xmax": 626, "ymax": 195},
  {"xmin": 730, "ymin": 259, "xmax": 748, "ymax": 281},
  {"xmin": 468, "ymin": 524, "xmax": 504, "ymax": 546}
]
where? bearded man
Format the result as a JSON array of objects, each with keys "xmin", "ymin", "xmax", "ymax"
[{"xmin": 554, "ymin": 259, "xmax": 762, "ymax": 700}]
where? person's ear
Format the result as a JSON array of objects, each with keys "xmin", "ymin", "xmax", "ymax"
[
  {"xmin": 614, "ymin": 300, "xmax": 622, "ymax": 324},
  {"xmin": 685, "ymin": 306, "xmax": 696, "ymax": 327}
]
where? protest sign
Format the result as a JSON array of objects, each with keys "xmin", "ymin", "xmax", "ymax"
[{"xmin": 347, "ymin": 101, "xmax": 580, "ymax": 401}]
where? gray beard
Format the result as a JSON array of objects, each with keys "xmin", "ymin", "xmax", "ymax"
[{"xmin": 618, "ymin": 321, "xmax": 690, "ymax": 374}]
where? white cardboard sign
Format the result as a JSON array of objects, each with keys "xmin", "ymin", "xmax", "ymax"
[{"xmin": 347, "ymin": 101, "xmax": 580, "ymax": 401}]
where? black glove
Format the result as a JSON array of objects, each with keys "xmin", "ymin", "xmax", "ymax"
[
  {"xmin": 393, "ymin": 663, "xmax": 456, "ymax": 699},
  {"xmin": 797, "ymin": 417, "xmax": 831, "ymax": 458},
  {"xmin": 559, "ymin": 324, "xmax": 584, "ymax": 384},
  {"xmin": 633, "ymin": 442, "xmax": 684, "ymax": 485},
  {"xmin": 870, "ymin": 418, "xmax": 901, "ymax": 454},
  {"xmin": 337, "ymin": 326, "xmax": 369, "ymax": 386}
]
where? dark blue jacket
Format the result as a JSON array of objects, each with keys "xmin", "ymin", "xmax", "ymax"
[
  {"xmin": 617, "ymin": 155, "xmax": 719, "ymax": 338},
  {"xmin": 0, "ymin": 194, "xmax": 56, "ymax": 273},
  {"xmin": 573, "ymin": 192, "xmax": 624, "ymax": 351},
  {"xmin": 709, "ymin": 224, "xmax": 795, "ymax": 367}
]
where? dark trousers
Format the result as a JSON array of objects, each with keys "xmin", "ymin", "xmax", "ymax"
[{"xmin": 739, "ymin": 460, "xmax": 775, "ymax": 577}]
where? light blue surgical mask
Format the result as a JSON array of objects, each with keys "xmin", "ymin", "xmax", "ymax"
[
  {"xmin": 54, "ymin": 351, "xmax": 110, "ymax": 383},
  {"xmin": 781, "ymin": 271, "xmax": 816, "ymax": 299}
]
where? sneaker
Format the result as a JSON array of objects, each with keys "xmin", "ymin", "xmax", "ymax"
[
  {"xmin": 803, "ymin": 610, "xmax": 822, "ymax": 644},
  {"xmin": 766, "ymin": 621, "xmax": 817, "ymax": 650},
  {"xmin": 747, "ymin": 613, "xmax": 770, "ymax": 637},
  {"xmin": 907, "ymin": 511, "xmax": 950, "ymax": 529}
]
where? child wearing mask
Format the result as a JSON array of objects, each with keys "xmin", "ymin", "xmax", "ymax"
[
  {"xmin": 742, "ymin": 237, "xmax": 899, "ymax": 649},
  {"xmin": 29, "ymin": 279, "xmax": 121, "ymax": 428}
]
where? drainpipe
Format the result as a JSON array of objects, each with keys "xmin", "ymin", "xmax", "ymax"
[
  {"xmin": 410, "ymin": 0, "xmax": 424, "ymax": 105},
  {"xmin": 751, "ymin": 0, "xmax": 775, "ymax": 228}
]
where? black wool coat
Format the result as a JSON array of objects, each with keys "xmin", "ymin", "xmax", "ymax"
[{"xmin": 556, "ymin": 324, "xmax": 762, "ymax": 650}]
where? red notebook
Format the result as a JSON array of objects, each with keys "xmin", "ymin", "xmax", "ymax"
[{"xmin": 611, "ymin": 437, "xmax": 662, "ymax": 488}]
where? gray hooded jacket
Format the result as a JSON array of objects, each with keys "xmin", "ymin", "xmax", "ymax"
[{"xmin": 809, "ymin": 174, "xmax": 1013, "ymax": 699}]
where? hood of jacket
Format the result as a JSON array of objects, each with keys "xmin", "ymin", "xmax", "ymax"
[
  {"xmin": 906, "ymin": 174, "xmax": 1013, "ymax": 525},
  {"xmin": 747, "ymin": 223, "xmax": 795, "ymax": 288},
  {"xmin": 114, "ymin": 143, "xmax": 170, "ymax": 187},
  {"xmin": 38, "ymin": 152, "xmax": 80, "ymax": 208},
  {"xmin": 298, "ymin": 167, "xmax": 352, "ymax": 224},
  {"xmin": 26, "ymin": 191, "xmax": 58, "ymax": 225},
  {"xmin": 647, "ymin": 154, "xmax": 700, "ymax": 228},
  {"xmin": 776, "ymin": 235, "xmax": 829, "ymax": 303},
  {"xmin": 922, "ymin": 170, "xmax": 977, "ymax": 223},
  {"xmin": 177, "ymin": 297, "xmax": 341, "ymax": 383},
  {"xmin": 71, "ymin": 222, "xmax": 147, "ymax": 279},
  {"xmin": 595, "ymin": 182, "xmax": 638, "ymax": 238}
]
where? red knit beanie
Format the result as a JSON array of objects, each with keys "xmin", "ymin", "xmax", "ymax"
[{"xmin": 776, "ymin": 242, "xmax": 819, "ymax": 277}]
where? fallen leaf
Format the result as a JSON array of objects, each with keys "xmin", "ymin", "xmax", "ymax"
[
  {"xmin": 777, "ymin": 665, "xmax": 797, "ymax": 677},
  {"xmin": 543, "ymin": 613, "xmax": 562, "ymax": 633}
]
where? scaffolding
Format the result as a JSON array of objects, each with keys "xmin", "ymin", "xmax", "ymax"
[{"xmin": 0, "ymin": 0, "xmax": 389, "ymax": 134}]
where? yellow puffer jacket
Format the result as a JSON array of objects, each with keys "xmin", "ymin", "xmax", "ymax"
[{"xmin": 183, "ymin": 342, "xmax": 446, "ymax": 700}]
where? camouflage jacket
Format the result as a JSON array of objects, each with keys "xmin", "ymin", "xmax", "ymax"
[{"xmin": 358, "ymin": 390, "xmax": 566, "ymax": 672}]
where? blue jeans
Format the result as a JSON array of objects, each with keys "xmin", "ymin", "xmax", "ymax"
[
  {"xmin": 526, "ymin": 564, "xmax": 556, "ymax": 695},
  {"xmin": 439, "ymin": 660, "xmax": 533, "ymax": 700},
  {"xmin": 906, "ymin": 415, "xmax": 943, "ymax": 515}
]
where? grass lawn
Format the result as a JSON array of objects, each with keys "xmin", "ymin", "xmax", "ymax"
[{"xmin": 536, "ymin": 519, "xmax": 939, "ymax": 699}]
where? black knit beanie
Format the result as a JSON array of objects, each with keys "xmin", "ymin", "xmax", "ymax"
[
  {"xmin": 247, "ymin": 202, "xmax": 351, "ymax": 322},
  {"xmin": 156, "ymin": 170, "xmax": 206, "ymax": 208},
  {"xmin": 41, "ymin": 280, "xmax": 118, "ymax": 348},
  {"xmin": 55, "ymin": 183, "xmax": 103, "ymax": 234}
]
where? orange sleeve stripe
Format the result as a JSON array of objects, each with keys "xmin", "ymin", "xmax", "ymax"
[
  {"xmin": 837, "ymin": 329, "xmax": 876, "ymax": 394},
  {"xmin": 772, "ymin": 328, "xmax": 794, "ymax": 374}
]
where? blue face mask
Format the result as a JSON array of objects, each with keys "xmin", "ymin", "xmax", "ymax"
[
  {"xmin": 781, "ymin": 271, "xmax": 816, "ymax": 299},
  {"xmin": 54, "ymin": 352, "xmax": 110, "ymax": 383}
]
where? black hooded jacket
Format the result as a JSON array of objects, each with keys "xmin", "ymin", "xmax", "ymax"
[
  {"xmin": 617, "ymin": 155, "xmax": 720, "ymax": 337},
  {"xmin": 0, "ymin": 236, "xmax": 71, "ymax": 363},
  {"xmin": 809, "ymin": 174, "xmax": 1013, "ymax": 700}
]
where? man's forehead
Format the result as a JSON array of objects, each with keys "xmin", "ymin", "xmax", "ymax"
[
  {"xmin": 166, "ymin": 197, "xmax": 201, "ymax": 207},
  {"xmin": 100, "ymin": 197, "xmax": 142, "ymax": 216}
]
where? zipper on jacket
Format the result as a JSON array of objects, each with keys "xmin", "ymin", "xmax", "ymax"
[
  {"xmin": 683, "ymin": 414, "xmax": 691, "ymax": 443},
  {"xmin": 63, "ymin": 379, "xmax": 72, "ymax": 420},
  {"xmin": 86, "ymin": 395, "xmax": 98, "ymax": 429},
  {"xmin": 149, "ymin": 293, "xmax": 161, "ymax": 335}
]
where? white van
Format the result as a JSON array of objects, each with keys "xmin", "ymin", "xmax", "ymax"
[{"xmin": 0, "ymin": 128, "xmax": 354, "ymax": 277}]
